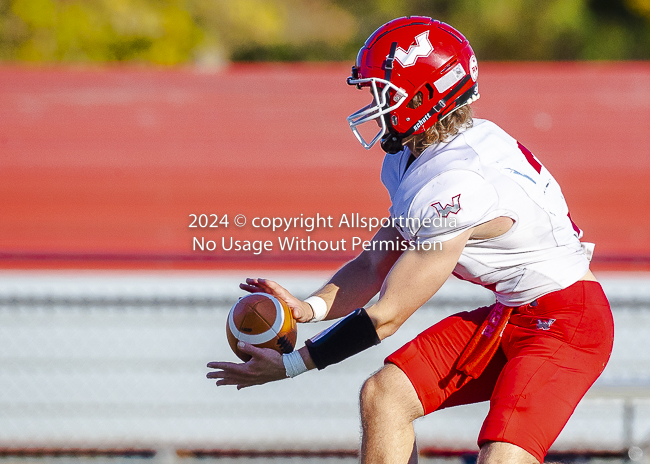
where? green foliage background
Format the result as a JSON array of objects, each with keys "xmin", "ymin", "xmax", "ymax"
[{"xmin": 1, "ymin": 0, "xmax": 649, "ymax": 64}]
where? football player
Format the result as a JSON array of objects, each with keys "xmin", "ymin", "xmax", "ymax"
[{"xmin": 208, "ymin": 17, "xmax": 614, "ymax": 464}]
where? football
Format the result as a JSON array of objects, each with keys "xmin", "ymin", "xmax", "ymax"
[{"xmin": 226, "ymin": 293, "xmax": 297, "ymax": 361}]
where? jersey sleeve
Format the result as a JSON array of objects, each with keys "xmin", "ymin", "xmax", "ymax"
[{"xmin": 406, "ymin": 169, "xmax": 499, "ymax": 243}]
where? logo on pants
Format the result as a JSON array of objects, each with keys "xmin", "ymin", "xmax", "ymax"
[{"xmin": 536, "ymin": 319, "xmax": 556, "ymax": 330}]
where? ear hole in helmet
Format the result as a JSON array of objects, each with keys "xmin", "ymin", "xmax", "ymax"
[
  {"xmin": 407, "ymin": 91, "xmax": 423, "ymax": 109},
  {"xmin": 424, "ymin": 83, "xmax": 434, "ymax": 100}
]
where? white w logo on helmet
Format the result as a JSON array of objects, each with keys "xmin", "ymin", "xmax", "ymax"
[{"xmin": 394, "ymin": 31, "xmax": 434, "ymax": 67}]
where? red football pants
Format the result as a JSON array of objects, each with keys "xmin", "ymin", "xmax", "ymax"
[{"xmin": 385, "ymin": 281, "xmax": 614, "ymax": 463}]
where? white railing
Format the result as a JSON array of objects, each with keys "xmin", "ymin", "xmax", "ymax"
[{"xmin": 0, "ymin": 271, "xmax": 648, "ymax": 461}]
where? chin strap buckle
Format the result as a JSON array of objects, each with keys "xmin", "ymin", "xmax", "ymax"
[{"xmin": 380, "ymin": 131, "xmax": 404, "ymax": 154}]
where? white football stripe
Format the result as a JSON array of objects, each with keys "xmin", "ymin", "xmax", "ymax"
[{"xmin": 228, "ymin": 293, "xmax": 285, "ymax": 345}]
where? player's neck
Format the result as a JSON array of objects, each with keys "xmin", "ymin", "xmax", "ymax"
[{"xmin": 404, "ymin": 138, "xmax": 422, "ymax": 158}]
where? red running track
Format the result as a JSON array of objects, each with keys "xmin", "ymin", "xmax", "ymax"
[{"xmin": 1, "ymin": 63, "xmax": 649, "ymax": 270}]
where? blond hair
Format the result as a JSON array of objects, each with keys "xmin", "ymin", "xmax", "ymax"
[
  {"xmin": 409, "ymin": 104, "xmax": 473, "ymax": 154},
  {"xmin": 403, "ymin": 88, "xmax": 474, "ymax": 153}
]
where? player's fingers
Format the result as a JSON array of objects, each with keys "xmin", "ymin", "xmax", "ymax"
[
  {"xmin": 216, "ymin": 379, "xmax": 240, "ymax": 387},
  {"xmin": 241, "ymin": 278, "xmax": 266, "ymax": 291},
  {"xmin": 236, "ymin": 380, "xmax": 267, "ymax": 390},
  {"xmin": 239, "ymin": 283, "xmax": 263, "ymax": 293},
  {"xmin": 241, "ymin": 278, "xmax": 279, "ymax": 296},
  {"xmin": 216, "ymin": 375, "xmax": 251, "ymax": 385},
  {"xmin": 245, "ymin": 277, "xmax": 268, "ymax": 286},
  {"xmin": 216, "ymin": 370, "xmax": 267, "ymax": 387},
  {"xmin": 257, "ymin": 277, "xmax": 274, "ymax": 286},
  {"xmin": 257, "ymin": 278, "xmax": 287, "ymax": 295},
  {"xmin": 216, "ymin": 378, "xmax": 245, "ymax": 387},
  {"xmin": 243, "ymin": 278, "xmax": 266, "ymax": 287},
  {"xmin": 206, "ymin": 371, "xmax": 246, "ymax": 384},
  {"xmin": 206, "ymin": 361, "xmax": 242, "ymax": 370},
  {"xmin": 247, "ymin": 277, "xmax": 270, "ymax": 287},
  {"xmin": 255, "ymin": 278, "xmax": 282, "ymax": 294},
  {"xmin": 236, "ymin": 341, "xmax": 265, "ymax": 358},
  {"xmin": 209, "ymin": 368, "xmax": 251, "ymax": 382}
]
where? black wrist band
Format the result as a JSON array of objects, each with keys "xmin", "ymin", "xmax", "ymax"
[{"xmin": 305, "ymin": 308, "xmax": 381, "ymax": 370}]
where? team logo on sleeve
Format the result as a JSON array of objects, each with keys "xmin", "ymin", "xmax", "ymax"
[
  {"xmin": 395, "ymin": 31, "xmax": 434, "ymax": 67},
  {"xmin": 431, "ymin": 194, "xmax": 461, "ymax": 217}
]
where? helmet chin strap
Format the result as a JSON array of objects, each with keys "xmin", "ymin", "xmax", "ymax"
[
  {"xmin": 379, "ymin": 42, "xmax": 405, "ymax": 155},
  {"xmin": 380, "ymin": 127, "xmax": 404, "ymax": 154}
]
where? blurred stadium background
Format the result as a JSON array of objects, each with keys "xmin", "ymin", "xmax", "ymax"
[{"xmin": 1, "ymin": 0, "xmax": 650, "ymax": 463}]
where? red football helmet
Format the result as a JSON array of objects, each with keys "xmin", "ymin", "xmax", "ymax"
[{"xmin": 347, "ymin": 17, "xmax": 479, "ymax": 153}]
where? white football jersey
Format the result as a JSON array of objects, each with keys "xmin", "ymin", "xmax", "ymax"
[{"xmin": 381, "ymin": 119, "xmax": 590, "ymax": 306}]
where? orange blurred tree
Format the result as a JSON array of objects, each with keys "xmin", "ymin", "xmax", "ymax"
[{"xmin": 0, "ymin": 0, "xmax": 649, "ymax": 63}]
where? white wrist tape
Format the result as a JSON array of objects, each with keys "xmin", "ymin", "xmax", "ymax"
[
  {"xmin": 282, "ymin": 350, "xmax": 308, "ymax": 378},
  {"xmin": 304, "ymin": 296, "xmax": 328, "ymax": 322}
]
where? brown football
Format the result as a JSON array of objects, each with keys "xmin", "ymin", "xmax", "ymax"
[{"xmin": 226, "ymin": 293, "xmax": 297, "ymax": 361}]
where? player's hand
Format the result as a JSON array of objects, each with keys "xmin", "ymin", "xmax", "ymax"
[
  {"xmin": 206, "ymin": 342, "xmax": 286, "ymax": 389},
  {"xmin": 239, "ymin": 277, "xmax": 315, "ymax": 322}
]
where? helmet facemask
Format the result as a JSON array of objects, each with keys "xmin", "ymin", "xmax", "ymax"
[{"xmin": 346, "ymin": 75, "xmax": 407, "ymax": 150}]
